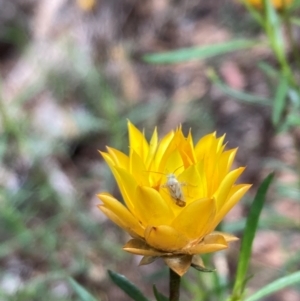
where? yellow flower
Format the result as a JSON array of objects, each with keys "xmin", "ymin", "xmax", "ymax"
[
  {"xmin": 76, "ymin": 0, "xmax": 96, "ymax": 11},
  {"xmin": 245, "ymin": 0, "xmax": 293, "ymax": 9},
  {"xmin": 98, "ymin": 121, "xmax": 251, "ymax": 276}
]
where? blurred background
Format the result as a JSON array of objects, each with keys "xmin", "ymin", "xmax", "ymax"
[{"xmin": 0, "ymin": 0, "xmax": 299, "ymax": 300}]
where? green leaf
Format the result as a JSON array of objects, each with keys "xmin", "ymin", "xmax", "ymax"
[
  {"xmin": 208, "ymin": 69, "xmax": 271, "ymax": 106},
  {"xmin": 108, "ymin": 270, "xmax": 149, "ymax": 301},
  {"xmin": 288, "ymin": 88, "xmax": 300, "ymax": 107},
  {"xmin": 231, "ymin": 173, "xmax": 275, "ymax": 299},
  {"xmin": 279, "ymin": 112, "xmax": 300, "ymax": 131},
  {"xmin": 257, "ymin": 62, "xmax": 280, "ymax": 80},
  {"xmin": 263, "ymin": 0, "xmax": 291, "ymax": 78},
  {"xmin": 68, "ymin": 278, "xmax": 99, "ymax": 301},
  {"xmin": 290, "ymin": 0, "xmax": 300, "ymax": 9},
  {"xmin": 272, "ymin": 76, "xmax": 288, "ymax": 126},
  {"xmin": 153, "ymin": 285, "xmax": 169, "ymax": 301},
  {"xmin": 264, "ymin": 0, "xmax": 284, "ymax": 59},
  {"xmin": 143, "ymin": 39, "xmax": 258, "ymax": 64},
  {"xmin": 244, "ymin": 271, "xmax": 300, "ymax": 301}
]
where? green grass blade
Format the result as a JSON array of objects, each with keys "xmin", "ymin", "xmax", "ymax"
[
  {"xmin": 208, "ymin": 69, "xmax": 271, "ymax": 106},
  {"xmin": 153, "ymin": 285, "xmax": 169, "ymax": 301},
  {"xmin": 272, "ymin": 76, "xmax": 288, "ymax": 126},
  {"xmin": 244, "ymin": 271, "xmax": 300, "ymax": 301},
  {"xmin": 143, "ymin": 39, "xmax": 258, "ymax": 64},
  {"xmin": 280, "ymin": 112, "xmax": 300, "ymax": 131},
  {"xmin": 108, "ymin": 270, "xmax": 149, "ymax": 301},
  {"xmin": 257, "ymin": 62, "xmax": 280, "ymax": 80},
  {"xmin": 264, "ymin": 0, "xmax": 291, "ymax": 78},
  {"xmin": 264, "ymin": 0, "xmax": 284, "ymax": 59},
  {"xmin": 68, "ymin": 278, "xmax": 99, "ymax": 301},
  {"xmin": 231, "ymin": 173, "xmax": 275, "ymax": 299}
]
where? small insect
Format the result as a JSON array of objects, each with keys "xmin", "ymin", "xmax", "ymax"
[
  {"xmin": 146, "ymin": 167, "xmax": 187, "ymax": 207},
  {"xmin": 161, "ymin": 173, "xmax": 186, "ymax": 207}
]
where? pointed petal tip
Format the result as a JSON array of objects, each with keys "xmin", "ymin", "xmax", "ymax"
[
  {"xmin": 238, "ymin": 183, "xmax": 253, "ymax": 193},
  {"xmin": 210, "ymin": 231, "xmax": 239, "ymax": 242},
  {"xmin": 191, "ymin": 256, "xmax": 216, "ymax": 273},
  {"xmin": 98, "ymin": 149, "xmax": 106, "ymax": 157},
  {"xmin": 139, "ymin": 256, "xmax": 157, "ymax": 266},
  {"xmin": 96, "ymin": 192, "xmax": 114, "ymax": 201}
]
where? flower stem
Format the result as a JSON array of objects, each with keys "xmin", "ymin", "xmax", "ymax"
[{"xmin": 169, "ymin": 268, "xmax": 181, "ymax": 301}]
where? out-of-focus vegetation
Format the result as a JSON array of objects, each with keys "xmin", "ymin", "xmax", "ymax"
[{"xmin": 0, "ymin": 0, "xmax": 300, "ymax": 300}]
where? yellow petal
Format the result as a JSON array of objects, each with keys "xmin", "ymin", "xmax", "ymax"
[
  {"xmin": 100, "ymin": 153, "xmax": 136, "ymax": 212},
  {"xmin": 178, "ymin": 163, "xmax": 207, "ymax": 202},
  {"xmin": 214, "ymin": 167, "xmax": 246, "ymax": 210},
  {"xmin": 171, "ymin": 198, "xmax": 216, "ymax": 240},
  {"xmin": 112, "ymin": 167, "xmax": 138, "ymax": 212},
  {"xmin": 195, "ymin": 134, "xmax": 221, "ymax": 194},
  {"xmin": 148, "ymin": 150, "xmax": 184, "ymax": 189},
  {"xmin": 185, "ymin": 233, "xmax": 228, "ymax": 254},
  {"xmin": 100, "ymin": 151, "xmax": 116, "ymax": 169},
  {"xmin": 217, "ymin": 148, "xmax": 238, "ymax": 184},
  {"xmin": 159, "ymin": 129, "xmax": 187, "ymax": 168},
  {"xmin": 134, "ymin": 186, "xmax": 175, "ymax": 225},
  {"xmin": 164, "ymin": 150, "xmax": 184, "ymax": 175},
  {"xmin": 98, "ymin": 205, "xmax": 142, "ymax": 239},
  {"xmin": 129, "ymin": 150, "xmax": 150, "ymax": 186},
  {"xmin": 213, "ymin": 184, "xmax": 252, "ymax": 228},
  {"xmin": 127, "ymin": 120, "xmax": 149, "ymax": 161},
  {"xmin": 204, "ymin": 233, "xmax": 229, "ymax": 244},
  {"xmin": 145, "ymin": 127, "xmax": 158, "ymax": 168},
  {"xmin": 97, "ymin": 193, "xmax": 144, "ymax": 237},
  {"xmin": 223, "ymin": 148, "xmax": 237, "ymax": 171},
  {"xmin": 187, "ymin": 128, "xmax": 193, "ymax": 146},
  {"xmin": 154, "ymin": 130, "xmax": 174, "ymax": 168},
  {"xmin": 106, "ymin": 147, "xmax": 129, "ymax": 169},
  {"xmin": 181, "ymin": 130, "xmax": 197, "ymax": 166},
  {"xmin": 163, "ymin": 255, "xmax": 193, "ymax": 276},
  {"xmin": 100, "ymin": 152, "xmax": 136, "ymax": 206},
  {"xmin": 123, "ymin": 239, "xmax": 168, "ymax": 256},
  {"xmin": 194, "ymin": 132, "xmax": 216, "ymax": 162},
  {"xmin": 160, "ymin": 127, "xmax": 194, "ymax": 167},
  {"xmin": 216, "ymin": 134, "xmax": 226, "ymax": 153},
  {"xmin": 144, "ymin": 225, "xmax": 189, "ymax": 251}
]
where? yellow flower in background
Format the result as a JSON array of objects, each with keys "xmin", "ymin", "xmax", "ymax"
[
  {"xmin": 246, "ymin": 0, "xmax": 293, "ymax": 9},
  {"xmin": 76, "ymin": 0, "xmax": 96, "ymax": 12},
  {"xmin": 98, "ymin": 121, "xmax": 251, "ymax": 276}
]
